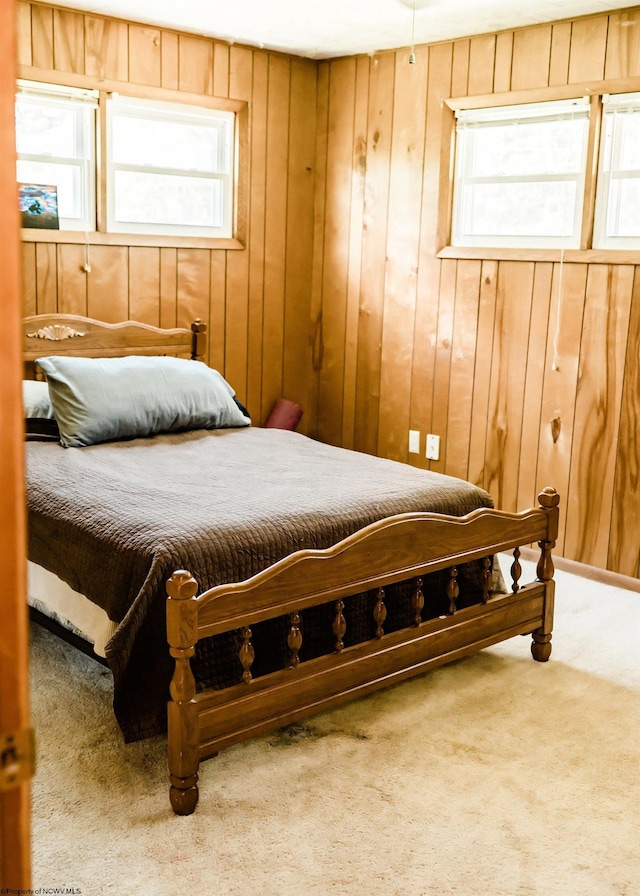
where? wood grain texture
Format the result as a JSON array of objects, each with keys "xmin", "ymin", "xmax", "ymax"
[
  {"xmin": 609, "ymin": 267, "xmax": 640, "ymax": 577},
  {"xmin": 19, "ymin": 2, "xmax": 316, "ymax": 434},
  {"xmin": 511, "ymin": 26, "xmax": 551, "ymax": 90},
  {"xmin": 19, "ymin": 2, "xmax": 640, "ymax": 578},
  {"xmin": 0, "ymin": 0, "xmax": 31, "ymax": 882}
]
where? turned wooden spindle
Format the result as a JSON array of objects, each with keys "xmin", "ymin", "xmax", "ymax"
[
  {"xmin": 532, "ymin": 487, "xmax": 560, "ymax": 663},
  {"xmin": 373, "ymin": 587, "xmax": 387, "ymax": 639},
  {"xmin": 511, "ymin": 546, "xmax": 522, "ymax": 592},
  {"xmin": 447, "ymin": 568, "xmax": 459, "ymax": 614},
  {"xmin": 288, "ymin": 611, "xmax": 303, "ymax": 668},
  {"xmin": 481, "ymin": 558, "xmax": 492, "ymax": 604},
  {"xmin": 166, "ymin": 569, "xmax": 200, "ymax": 816},
  {"xmin": 240, "ymin": 626, "xmax": 255, "ymax": 683},
  {"xmin": 333, "ymin": 599, "xmax": 347, "ymax": 652},
  {"xmin": 411, "ymin": 577, "xmax": 424, "ymax": 626}
]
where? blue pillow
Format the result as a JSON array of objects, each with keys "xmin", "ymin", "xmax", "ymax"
[
  {"xmin": 36, "ymin": 355, "xmax": 250, "ymax": 448},
  {"xmin": 23, "ymin": 380, "xmax": 54, "ymax": 418}
]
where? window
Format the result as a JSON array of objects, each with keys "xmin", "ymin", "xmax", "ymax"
[
  {"xmin": 451, "ymin": 98, "xmax": 591, "ymax": 249},
  {"xmin": 593, "ymin": 92, "xmax": 640, "ymax": 249},
  {"xmin": 15, "ymin": 80, "xmax": 238, "ymax": 241},
  {"xmin": 15, "ymin": 80, "xmax": 97, "ymax": 231},
  {"xmin": 106, "ymin": 95, "xmax": 234, "ymax": 239}
]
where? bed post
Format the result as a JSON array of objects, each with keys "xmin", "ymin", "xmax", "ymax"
[
  {"xmin": 190, "ymin": 319, "xmax": 207, "ymax": 362},
  {"xmin": 166, "ymin": 570, "xmax": 200, "ymax": 815},
  {"xmin": 531, "ymin": 487, "xmax": 560, "ymax": 662}
]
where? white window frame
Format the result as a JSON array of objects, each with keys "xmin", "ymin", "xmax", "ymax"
[
  {"xmin": 15, "ymin": 79, "xmax": 97, "ymax": 231},
  {"xmin": 593, "ymin": 92, "xmax": 640, "ymax": 250},
  {"xmin": 451, "ymin": 98, "xmax": 591, "ymax": 250},
  {"xmin": 105, "ymin": 94, "xmax": 235, "ymax": 239}
]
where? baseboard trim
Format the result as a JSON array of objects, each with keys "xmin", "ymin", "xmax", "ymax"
[{"xmin": 518, "ymin": 547, "xmax": 640, "ymax": 594}]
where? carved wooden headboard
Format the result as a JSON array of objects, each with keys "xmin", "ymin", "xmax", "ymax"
[{"xmin": 23, "ymin": 314, "xmax": 207, "ymax": 377}]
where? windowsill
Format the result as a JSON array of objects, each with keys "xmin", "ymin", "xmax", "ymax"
[
  {"xmin": 21, "ymin": 229, "xmax": 245, "ymax": 250},
  {"xmin": 438, "ymin": 246, "xmax": 640, "ymax": 264}
]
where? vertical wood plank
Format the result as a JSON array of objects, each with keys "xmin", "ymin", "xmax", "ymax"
[
  {"xmin": 493, "ymin": 31, "xmax": 513, "ymax": 92},
  {"xmin": 282, "ymin": 58, "xmax": 316, "ymax": 424},
  {"xmin": 353, "ymin": 52, "xmax": 395, "ymax": 456},
  {"xmin": 159, "ymin": 247, "xmax": 178, "ymax": 329},
  {"xmin": 565, "ymin": 265, "xmax": 633, "ymax": 568},
  {"xmin": 467, "ymin": 35, "xmax": 496, "ymax": 96},
  {"xmin": 568, "ymin": 16, "xmax": 609, "ymax": 84},
  {"xmin": 128, "ymin": 26, "xmax": 161, "ymax": 87},
  {"xmin": 609, "ymin": 267, "xmax": 640, "ymax": 577},
  {"xmin": 484, "ymin": 261, "xmax": 535, "ymax": 512},
  {"xmin": 511, "ymin": 26, "xmax": 551, "ymax": 90},
  {"xmin": 56, "ymin": 244, "xmax": 87, "ymax": 316},
  {"xmin": 341, "ymin": 55, "xmax": 370, "ymax": 450},
  {"xmin": 444, "ymin": 259, "xmax": 482, "ymax": 481},
  {"xmin": 16, "ymin": 2, "xmax": 32, "ymax": 67},
  {"xmin": 246, "ymin": 51, "xmax": 269, "ymax": 424},
  {"xmin": 178, "ymin": 35, "xmax": 213, "ymax": 95},
  {"xmin": 549, "ymin": 22, "xmax": 572, "ymax": 86},
  {"xmin": 467, "ymin": 260, "xmax": 498, "ymax": 489},
  {"xmin": 261, "ymin": 54, "xmax": 291, "ymax": 423},
  {"xmin": 429, "ymin": 258, "xmax": 456, "ymax": 474},
  {"xmin": 410, "ymin": 42, "xmax": 452, "ymax": 467},
  {"xmin": 21, "ymin": 243, "xmax": 36, "ymax": 316},
  {"xmin": 128, "ymin": 247, "xmax": 160, "ymax": 325},
  {"xmin": 451, "ymin": 39, "xmax": 470, "ymax": 97},
  {"xmin": 86, "ymin": 246, "xmax": 128, "ymax": 322},
  {"xmin": 35, "ymin": 243, "xmax": 57, "ymax": 314},
  {"xmin": 604, "ymin": 10, "xmax": 640, "ymax": 80},
  {"xmin": 176, "ymin": 249, "xmax": 211, "ymax": 333},
  {"xmin": 53, "ymin": 8, "xmax": 85, "ymax": 74},
  {"xmin": 536, "ymin": 263, "xmax": 588, "ymax": 552},
  {"xmin": 229, "ymin": 46, "xmax": 253, "ymax": 102},
  {"xmin": 208, "ymin": 251, "xmax": 226, "ymax": 372},
  {"xmin": 31, "ymin": 4, "xmax": 53, "ymax": 69},
  {"xmin": 316, "ymin": 57, "xmax": 356, "ymax": 446},
  {"xmin": 213, "ymin": 43, "xmax": 230, "ymax": 98},
  {"xmin": 85, "ymin": 15, "xmax": 128, "ymax": 81},
  {"xmin": 516, "ymin": 262, "xmax": 553, "ymax": 510},
  {"xmin": 223, "ymin": 45, "xmax": 253, "ymax": 401},
  {"xmin": 161, "ymin": 31, "xmax": 179, "ymax": 90},
  {"xmin": 378, "ymin": 47, "xmax": 428, "ymax": 462}
]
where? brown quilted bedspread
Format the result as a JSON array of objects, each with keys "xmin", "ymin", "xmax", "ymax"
[{"xmin": 26, "ymin": 427, "xmax": 496, "ymax": 741}]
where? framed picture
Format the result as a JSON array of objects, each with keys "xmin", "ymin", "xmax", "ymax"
[{"xmin": 18, "ymin": 183, "xmax": 60, "ymax": 230}]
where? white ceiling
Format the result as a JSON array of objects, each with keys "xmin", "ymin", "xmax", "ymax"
[{"xmin": 54, "ymin": 0, "xmax": 640, "ymax": 59}]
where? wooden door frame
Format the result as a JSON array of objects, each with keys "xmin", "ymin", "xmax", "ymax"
[{"xmin": 0, "ymin": 0, "xmax": 31, "ymax": 887}]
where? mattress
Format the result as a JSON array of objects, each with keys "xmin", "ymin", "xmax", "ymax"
[{"xmin": 26, "ymin": 426, "xmax": 499, "ymax": 742}]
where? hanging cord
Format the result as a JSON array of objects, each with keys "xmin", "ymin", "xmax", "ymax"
[
  {"xmin": 551, "ymin": 247, "xmax": 564, "ymax": 371},
  {"xmin": 83, "ymin": 235, "xmax": 91, "ymax": 274},
  {"xmin": 408, "ymin": 0, "xmax": 417, "ymax": 64}
]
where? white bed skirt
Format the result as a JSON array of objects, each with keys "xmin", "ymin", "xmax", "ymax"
[{"xmin": 27, "ymin": 561, "xmax": 116, "ymax": 658}]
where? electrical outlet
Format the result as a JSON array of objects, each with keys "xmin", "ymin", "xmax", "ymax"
[
  {"xmin": 426, "ymin": 433, "xmax": 440, "ymax": 461},
  {"xmin": 408, "ymin": 430, "xmax": 420, "ymax": 454}
]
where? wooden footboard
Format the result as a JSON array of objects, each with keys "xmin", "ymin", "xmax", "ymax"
[{"xmin": 166, "ymin": 487, "xmax": 560, "ymax": 815}]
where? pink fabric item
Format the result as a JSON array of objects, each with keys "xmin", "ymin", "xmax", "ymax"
[{"xmin": 265, "ymin": 398, "xmax": 303, "ymax": 430}]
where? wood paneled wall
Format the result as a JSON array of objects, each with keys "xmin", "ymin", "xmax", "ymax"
[
  {"xmin": 311, "ymin": 8, "xmax": 640, "ymax": 577},
  {"xmin": 19, "ymin": 3, "xmax": 640, "ymax": 579},
  {"xmin": 18, "ymin": 1, "xmax": 317, "ymax": 430}
]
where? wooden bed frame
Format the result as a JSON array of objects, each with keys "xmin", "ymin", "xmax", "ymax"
[{"xmin": 23, "ymin": 313, "xmax": 559, "ymax": 817}]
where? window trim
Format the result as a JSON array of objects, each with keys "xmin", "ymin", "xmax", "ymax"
[
  {"xmin": 451, "ymin": 97, "xmax": 592, "ymax": 250},
  {"xmin": 440, "ymin": 78, "xmax": 640, "ymax": 260},
  {"xmin": 17, "ymin": 69, "xmax": 248, "ymax": 250},
  {"xmin": 16, "ymin": 80, "xmax": 98, "ymax": 232}
]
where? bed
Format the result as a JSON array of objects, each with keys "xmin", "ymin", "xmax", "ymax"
[{"xmin": 23, "ymin": 313, "xmax": 559, "ymax": 816}]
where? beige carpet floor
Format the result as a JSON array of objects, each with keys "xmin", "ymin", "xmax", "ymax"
[{"xmin": 29, "ymin": 558, "xmax": 640, "ymax": 896}]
